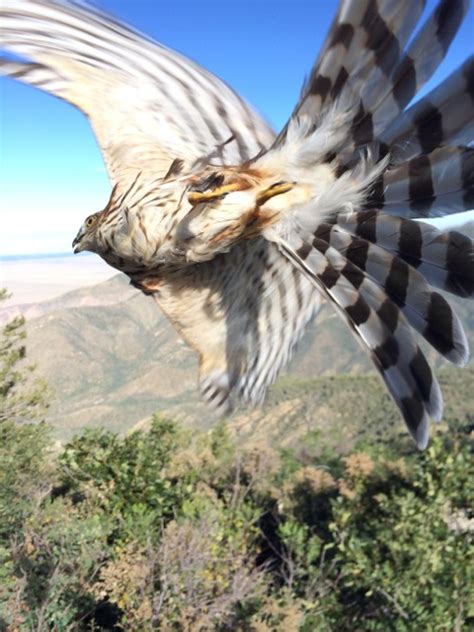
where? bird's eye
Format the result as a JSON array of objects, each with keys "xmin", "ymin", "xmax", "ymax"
[{"xmin": 86, "ymin": 215, "xmax": 96, "ymax": 228}]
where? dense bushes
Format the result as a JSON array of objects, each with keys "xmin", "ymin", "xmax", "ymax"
[
  {"xmin": 1, "ymin": 295, "xmax": 472, "ymax": 630},
  {"xmin": 0, "ymin": 416, "xmax": 472, "ymax": 631}
]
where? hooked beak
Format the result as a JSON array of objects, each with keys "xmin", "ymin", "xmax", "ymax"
[{"xmin": 72, "ymin": 228, "xmax": 86, "ymax": 254}]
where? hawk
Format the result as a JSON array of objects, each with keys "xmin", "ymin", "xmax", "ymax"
[{"xmin": 1, "ymin": 0, "xmax": 473, "ymax": 447}]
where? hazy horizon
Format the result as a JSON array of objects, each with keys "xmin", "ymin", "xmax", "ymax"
[{"xmin": 0, "ymin": 252, "xmax": 116, "ymax": 306}]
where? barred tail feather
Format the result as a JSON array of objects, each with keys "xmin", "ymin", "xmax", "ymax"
[
  {"xmin": 313, "ymin": 0, "xmax": 425, "ymax": 102},
  {"xmin": 367, "ymin": 146, "xmax": 474, "ymax": 219},
  {"xmin": 277, "ymin": 0, "xmax": 469, "ymax": 159},
  {"xmin": 381, "ymin": 57, "xmax": 474, "ymax": 162},
  {"xmin": 267, "ymin": 183, "xmax": 473, "ymax": 445},
  {"xmin": 262, "ymin": 0, "xmax": 472, "ymax": 447},
  {"xmin": 350, "ymin": 0, "xmax": 470, "ymax": 148},
  {"xmin": 276, "ymin": 234, "xmax": 440, "ymax": 448},
  {"xmin": 276, "ymin": 0, "xmax": 427, "ymax": 145},
  {"xmin": 313, "ymin": 221, "xmax": 470, "ymax": 366},
  {"xmin": 335, "ymin": 210, "xmax": 474, "ymax": 299}
]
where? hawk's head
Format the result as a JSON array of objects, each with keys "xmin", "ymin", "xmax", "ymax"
[
  {"xmin": 72, "ymin": 211, "xmax": 102, "ymax": 254},
  {"xmin": 71, "ymin": 171, "xmax": 192, "ymax": 272}
]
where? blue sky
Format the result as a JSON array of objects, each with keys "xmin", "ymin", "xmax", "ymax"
[{"xmin": 0, "ymin": 0, "xmax": 473, "ymax": 255}]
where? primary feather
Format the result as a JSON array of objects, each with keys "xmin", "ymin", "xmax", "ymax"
[{"xmin": 1, "ymin": 0, "xmax": 472, "ymax": 447}]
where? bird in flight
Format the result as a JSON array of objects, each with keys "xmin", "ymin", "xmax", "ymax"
[{"xmin": 1, "ymin": 0, "xmax": 472, "ymax": 448}]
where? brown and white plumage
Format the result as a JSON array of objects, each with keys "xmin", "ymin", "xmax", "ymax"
[{"xmin": 1, "ymin": 0, "xmax": 473, "ymax": 447}]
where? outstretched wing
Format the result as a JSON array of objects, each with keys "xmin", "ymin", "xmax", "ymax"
[
  {"xmin": 0, "ymin": 0, "xmax": 274, "ymax": 183},
  {"xmin": 260, "ymin": 0, "xmax": 473, "ymax": 447},
  {"xmin": 0, "ymin": 0, "xmax": 321, "ymax": 412}
]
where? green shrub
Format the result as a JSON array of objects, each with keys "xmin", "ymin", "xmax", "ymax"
[
  {"xmin": 327, "ymin": 433, "xmax": 473, "ymax": 631},
  {"xmin": 1, "ymin": 294, "xmax": 472, "ymax": 630}
]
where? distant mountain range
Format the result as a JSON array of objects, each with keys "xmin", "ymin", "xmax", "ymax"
[{"xmin": 2, "ymin": 274, "xmax": 473, "ymax": 445}]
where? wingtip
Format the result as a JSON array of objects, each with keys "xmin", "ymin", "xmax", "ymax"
[
  {"xmin": 414, "ymin": 418, "xmax": 430, "ymax": 450},
  {"xmin": 446, "ymin": 336, "xmax": 470, "ymax": 368},
  {"xmin": 200, "ymin": 370, "xmax": 233, "ymax": 414}
]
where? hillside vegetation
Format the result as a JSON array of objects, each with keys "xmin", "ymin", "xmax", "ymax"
[
  {"xmin": 1, "ymin": 290, "xmax": 473, "ymax": 631},
  {"xmin": 1, "ymin": 419, "xmax": 472, "ymax": 630}
]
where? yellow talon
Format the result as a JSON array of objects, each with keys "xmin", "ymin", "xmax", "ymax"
[
  {"xmin": 256, "ymin": 182, "xmax": 293, "ymax": 207},
  {"xmin": 188, "ymin": 182, "xmax": 243, "ymax": 205}
]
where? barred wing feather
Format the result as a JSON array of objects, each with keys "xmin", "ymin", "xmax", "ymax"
[{"xmin": 0, "ymin": 0, "xmax": 274, "ymax": 183}]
